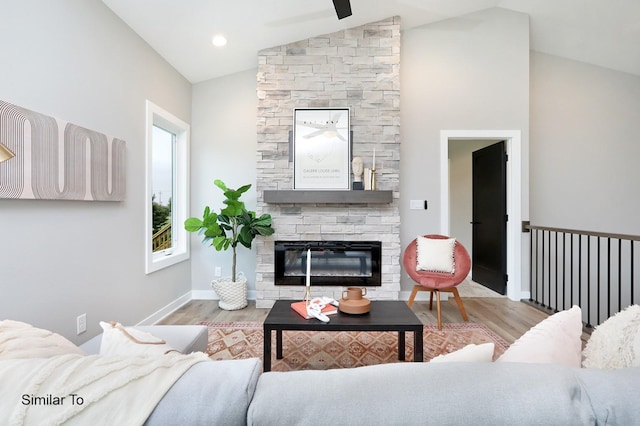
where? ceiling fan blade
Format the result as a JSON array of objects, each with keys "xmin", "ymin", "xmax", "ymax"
[{"xmin": 332, "ymin": 0, "xmax": 352, "ymax": 20}]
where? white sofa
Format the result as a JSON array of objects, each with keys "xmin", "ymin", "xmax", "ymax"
[
  {"xmin": 144, "ymin": 357, "xmax": 640, "ymax": 425},
  {"xmin": 3, "ymin": 305, "xmax": 640, "ymax": 425}
]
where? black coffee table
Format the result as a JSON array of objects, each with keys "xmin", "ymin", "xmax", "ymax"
[{"xmin": 263, "ymin": 300, "xmax": 424, "ymax": 371}]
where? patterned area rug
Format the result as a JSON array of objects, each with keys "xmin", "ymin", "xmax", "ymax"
[{"xmin": 199, "ymin": 321, "xmax": 510, "ymax": 371}]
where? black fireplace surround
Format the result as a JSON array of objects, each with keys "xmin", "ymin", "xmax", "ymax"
[{"xmin": 274, "ymin": 241, "xmax": 381, "ymax": 286}]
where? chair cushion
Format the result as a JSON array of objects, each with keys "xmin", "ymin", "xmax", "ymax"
[{"xmin": 415, "ymin": 236, "xmax": 456, "ymax": 273}]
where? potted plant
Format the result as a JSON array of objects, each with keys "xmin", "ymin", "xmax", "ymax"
[{"xmin": 185, "ymin": 179, "xmax": 274, "ymax": 310}]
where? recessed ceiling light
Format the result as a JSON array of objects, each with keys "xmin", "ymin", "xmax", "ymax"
[{"xmin": 212, "ymin": 35, "xmax": 227, "ymax": 47}]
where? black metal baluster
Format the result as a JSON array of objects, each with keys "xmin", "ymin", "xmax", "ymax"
[
  {"xmin": 632, "ymin": 241, "xmax": 635, "ymax": 305},
  {"xmin": 549, "ymin": 232, "xmax": 560, "ymax": 312},
  {"xmin": 618, "ymin": 238, "xmax": 622, "ymax": 314},
  {"xmin": 540, "ymin": 230, "xmax": 546, "ymax": 308},
  {"xmin": 570, "ymin": 233, "xmax": 574, "ymax": 307},
  {"xmin": 529, "ymin": 228, "xmax": 534, "ymax": 302},
  {"xmin": 578, "ymin": 235, "xmax": 582, "ymax": 313},
  {"xmin": 587, "ymin": 237, "xmax": 592, "ymax": 328},
  {"xmin": 597, "ymin": 237, "xmax": 602, "ymax": 326}
]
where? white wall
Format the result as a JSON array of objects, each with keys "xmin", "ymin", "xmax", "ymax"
[
  {"xmin": 400, "ymin": 7, "xmax": 530, "ymax": 294},
  {"xmin": 190, "ymin": 69, "xmax": 259, "ymax": 297},
  {"xmin": 530, "ymin": 52, "xmax": 640, "ymax": 235},
  {"xmin": 0, "ymin": 0, "xmax": 192, "ymax": 343}
]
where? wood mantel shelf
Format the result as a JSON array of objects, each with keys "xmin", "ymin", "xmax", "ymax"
[{"xmin": 263, "ymin": 190, "xmax": 393, "ymax": 204}]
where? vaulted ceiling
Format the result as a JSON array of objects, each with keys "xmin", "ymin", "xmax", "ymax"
[{"xmin": 102, "ymin": 0, "xmax": 640, "ymax": 83}]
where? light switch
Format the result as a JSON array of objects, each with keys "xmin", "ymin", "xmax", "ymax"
[{"xmin": 410, "ymin": 200, "xmax": 426, "ymax": 210}]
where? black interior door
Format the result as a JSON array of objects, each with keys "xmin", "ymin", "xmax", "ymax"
[{"xmin": 471, "ymin": 141, "xmax": 507, "ymax": 295}]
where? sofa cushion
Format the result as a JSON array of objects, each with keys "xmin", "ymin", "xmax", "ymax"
[
  {"xmin": 80, "ymin": 325, "xmax": 208, "ymax": 355},
  {"xmin": 0, "ymin": 320, "xmax": 85, "ymax": 359},
  {"xmin": 582, "ymin": 304, "xmax": 640, "ymax": 369},
  {"xmin": 247, "ymin": 362, "xmax": 595, "ymax": 425},
  {"xmin": 430, "ymin": 342, "xmax": 494, "ymax": 363},
  {"xmin": 99, "ymin": 321, "xmax": 177, "ymax": 356},
  {"xmin": 145, "ymin": 358, "xmax": 262, "ymax": 426},
  {"xmin": 497, "ymin": 305, "xmax": 583, "ymax": 367}
]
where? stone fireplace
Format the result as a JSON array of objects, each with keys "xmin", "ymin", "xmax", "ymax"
[{"xmin": 255, "ymin": 17, "xmax": 401, "ymax": 308}]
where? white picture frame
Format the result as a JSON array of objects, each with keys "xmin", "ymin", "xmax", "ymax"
[{"xmin": 293, "ymin": 108, "xmax": 351, "ymax": 190}]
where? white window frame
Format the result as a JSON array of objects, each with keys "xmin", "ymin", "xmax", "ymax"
[{"xmin": 145, "ymin": 100, "xmax": 190, "ymax": 274}]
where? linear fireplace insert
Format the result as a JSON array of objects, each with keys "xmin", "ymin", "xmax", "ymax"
[{"xmin": 275, "ymin": 241, "xmax": 381, "ymax": 286}]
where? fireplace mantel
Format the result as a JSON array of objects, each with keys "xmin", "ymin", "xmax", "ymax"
[{"xmin": 263, "ymin": 190, "xmax": 393, "ymax": 204}]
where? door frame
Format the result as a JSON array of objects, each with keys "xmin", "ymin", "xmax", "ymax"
[{"xmin": 440, "ymin": 130, "xmax": 522, "ymax": 301}]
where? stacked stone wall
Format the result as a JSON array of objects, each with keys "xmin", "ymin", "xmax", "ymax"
[{"xmin": 255, "ymin": 17, "xmax": 401, "ymax": 307}]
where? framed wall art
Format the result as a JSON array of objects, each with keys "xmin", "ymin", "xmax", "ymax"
[{"xmin": 293, "ymin": 108, "xmax": 350, "ymax": 190}]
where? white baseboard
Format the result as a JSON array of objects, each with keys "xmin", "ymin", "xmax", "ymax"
[
  {"xmin": 136, "ymin": 291, "xmax": 192, "ymax": 326},
  {"xmin": 191, "ymin": 290, "xmax": 217, "ymax": 300}
]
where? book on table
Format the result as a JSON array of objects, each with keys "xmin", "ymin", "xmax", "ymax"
[{"xmin": 291, "ymin": 301, "xmax": 338, "ymax": 319}]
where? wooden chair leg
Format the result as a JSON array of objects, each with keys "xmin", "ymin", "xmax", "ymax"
[
  {"xmin": 428, "ymin": 291, "xmax": 434, "ymax": 311},
  {"xmin": 407, "ymin": 285, "xmax": 420, "ymax": 307},
  {"xmin": 451, "ymin": 287, "xmax": 469, "ymax": 322},
  {"xmin": 435, "ymin": 290, "xmax": 442, "ymax": 330}
]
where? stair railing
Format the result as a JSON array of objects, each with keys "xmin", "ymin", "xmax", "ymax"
[{"xmin": 524, "ymin": 224, "xmax": 639, "ymax": 327}]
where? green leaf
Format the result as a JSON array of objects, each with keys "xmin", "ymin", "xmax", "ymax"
[
  {"xmin": 212, "ymin": 236, "xmax": 228, "ymax": 251},
  {"xmin": 254, "ymin": 214, "xmax": 272, "ymax": 227},
  {"xmin": 238, "ymin": 227, "xmax": 253, "ymax": 248},
  {"xmin": 202, "ymin": 211, "xmax": 218, "ymax": 227},
  {"xmin": 214, "ymin": 179, "xmax": 227, "ymax": 192},
  {"xmin": 224, "ymin": 189, "xmax": 240, "ymax": 201},
  {"xmin": 236, "ymin": 184, "xmax": 251, "ymax": 194},
  {"xmin": 203, "ymin": 223, "xmax": 222, "ymax": 237},
  {"xmin": 254, "ymin": 225, "xmax": 275, "ymax": 236},
  {"xmin": 184, "ymin": 218, "xmax": 203, "ymax": 232},
  {"xmin": 221, "ymin": 200, "xmax": 244, "ymax": 217}
]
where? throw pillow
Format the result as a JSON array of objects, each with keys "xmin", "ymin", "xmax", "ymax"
[
  {"xmin": 430, "ymin": 342, "xmax": 495, "ymax": 363},
  {"xmin": 582, "ymin": 304, "xmax": 640, "ymax": 369},
  {"xmin": 99, "ymin": 321, "xmax": 177, "ymax": 356},
  {"xmin": 496, "ymin": 305, "xmax": 583, "ymax": 368},
  {"xmin": 0, "ymin": 320, "xmax": 85, "ymax": 359},
  {"xmin": 416, "ymin": 236, "xmax": 456, "ymax": 274}
]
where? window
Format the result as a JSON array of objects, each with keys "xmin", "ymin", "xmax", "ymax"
[{"xmin": 145, "ymin": 101, "xmax": 190, "ymax": 273}]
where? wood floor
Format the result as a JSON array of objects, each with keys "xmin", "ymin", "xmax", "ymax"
[{"xmin": 159, "ymin": 297, "xmax": 588, "ymax": 346}]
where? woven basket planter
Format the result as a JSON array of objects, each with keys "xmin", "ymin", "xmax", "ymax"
[{"xmin": 211, "ymin": 272, "xmax": 248, "ymax": 310}]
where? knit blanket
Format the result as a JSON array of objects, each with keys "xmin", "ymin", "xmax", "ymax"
[{"xmin": 0, "ymin": 351, "xmax": 209, "ymax": 425}]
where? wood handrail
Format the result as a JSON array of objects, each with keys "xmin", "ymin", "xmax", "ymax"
[{"xmin": 524, "ymin": 223, "xmax": 640, "ymax": 242}]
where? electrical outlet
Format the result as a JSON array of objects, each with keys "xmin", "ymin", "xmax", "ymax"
[
  {"xmin": 76, "ymin": 314, "xmax": 87, "ymax": 335},
  {"xmin": 215, "ymin": 266, "xmax": 222, "ymax": 277}
]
